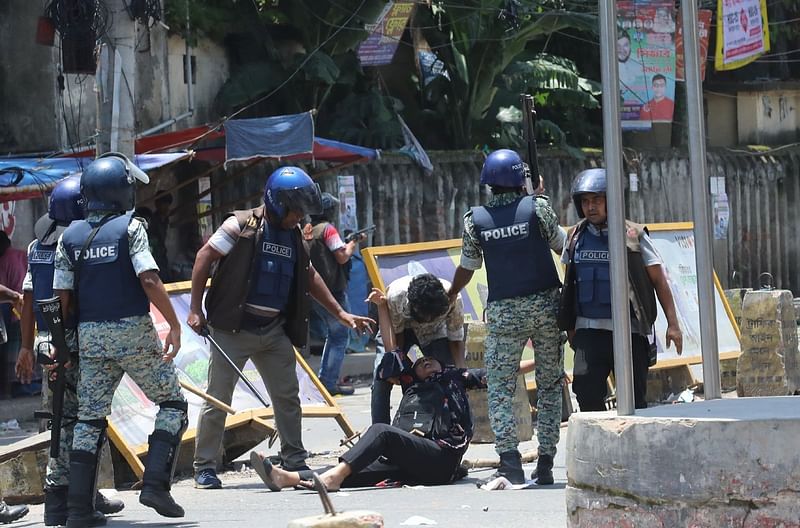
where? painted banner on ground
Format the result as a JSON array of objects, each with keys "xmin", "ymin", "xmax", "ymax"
[
  {"xmin": 357, "ymin": 1, "xmax": 414, "ymax": 67},
  {"xmin": 361, "ymin": 241, "xmax": 572, "ymax": 372},
  {"xmin": 714, "ymin": 0, "xmax": 770, "ymax": 71},
  {"xmin": 618, "ymin": 1, "xmax": 677, "ymax": 130},
  {"xmin": 676, "ymin": 9, "xmax": 713, "ymax": 81},
  {"xmin": 108, "ymin": 289, "xmax": 326, "ymax": 451},
  {"xmin": 648, "ymin": 225, "xmax": 740, "ymax": 365}
]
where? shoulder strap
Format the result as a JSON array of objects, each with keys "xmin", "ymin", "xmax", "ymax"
[
  {"xmin": 514, "ymin": 195, "xmax": 535, "ymax": 224},
  {"xmin": 566, "ymin": 220, "xmax": 586, "ymax": 263}
]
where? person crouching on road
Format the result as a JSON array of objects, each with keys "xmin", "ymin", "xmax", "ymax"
[
  {"xmin": 55, "ymin": 153, "xmax": 188, "ymax": 526},
  {"xmin": 559, "ymin": 168, "xmax": 682, "ymax": 411},
  {"xmin": 369, "ymin": 273, "xmax": 466, "ymax": 425},
  {"xmin": 186, "ymin": 166, "xmax": 374, "ymax": 490}
]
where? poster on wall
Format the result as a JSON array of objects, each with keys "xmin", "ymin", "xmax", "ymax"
[
  {"xmin": 337, "ymin": 175, "xmax": 358, "ymax": 234},
  {"xmin": 197, "ymin": 176, "xmax": 213, "ymax": 244},
  {"xmin": 714, "ymin": 0, "xmax": 770, "ymax": 71},
  {"xmin": 618, "ymin": 0, "xmax": 677, "ymax": 130},
  {"xmin": 675, "ymin": 9, "xmax": 713, "ymax": 81},
  {"xmin": 0, "ymin": 201, "xmax": 16, "ymax": 238},
  {"xmin": 357, "ymin": 1, "xmax": 414, "ymax": 67}
]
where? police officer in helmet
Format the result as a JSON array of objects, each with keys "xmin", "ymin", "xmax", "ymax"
[
  {"xmin": 559, "ymin": 168, "xmax": 682, "ymax": 411},
  {"xmin": 54, "ymin": 153, "xmax": 188, "ymax": 525},
  {"xmin": 449, "ymin": 149, "xmax": 566, "ymax": 486},
  {"xmin": 187, "ymin": 166, "xmax": 374, "ymax": 489},
  {"xmin": 17, "ymin": 175, "xmax": 126, "ymax": 526}
]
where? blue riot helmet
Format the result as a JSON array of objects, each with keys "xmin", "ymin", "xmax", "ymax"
[
  {"xmin": 48, "ymin": 175, "xmax": 85, "ymax": 226},
  {"xmin": 263, "ymin": 166, "xmax": 322, "ymax": 220},
  {"xmin": 571, "ymin": 168, "xmax": 607, "ymax": 218},
  {"xmin": 480, "ymin": 149, "xmax": 527, "ymax": 188},
  {"xmin": 81, "ymin": 152, "xmax": 149, "ymax": 212}
]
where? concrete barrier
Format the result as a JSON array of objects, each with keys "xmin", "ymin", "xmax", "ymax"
[{"xmin": 566, "ymin": 397, "xmax": 800, "ymax": 527}]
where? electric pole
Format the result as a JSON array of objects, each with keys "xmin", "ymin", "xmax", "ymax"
[{"xmin": 96, "ymin": 0, "xmax": 136, "ymax": 159}]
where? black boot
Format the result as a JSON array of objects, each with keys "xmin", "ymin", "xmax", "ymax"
[
  {"xmin": 531, "ymin": 453, "xmax": 554, "ymax": 485},
  {"xmin": 139, "ymin": 430, "xmax": 184, "ymax": 518},
  {"xmin": 0, "ymin": 501, "xmax": 28, "ymax": 524},
  {"xmin": 65, "ymin": 451, "xmax": 106, "ymax": 528},
  {"xmin": 44, "ymin": 486, "xmax": 68, "ymax": 526},
  {"xmin": 94, "ymin": 492, "xmax": 124, "ymax": 516},
  {"xmin": 478, "ymin": 450, "xmax": 525, "ymax": 486}
]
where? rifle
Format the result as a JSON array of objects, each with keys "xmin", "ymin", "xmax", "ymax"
[
  {"xmin": 35, "ymin": 296, "xmax": 70, "ymax": 459},
  {"xmin": 520, "ymin": 94, "xmax": 539, "ymax": 195},
  {"xmin": 344, "ymin": 225, "xmax": 376, "ymax": 243}
]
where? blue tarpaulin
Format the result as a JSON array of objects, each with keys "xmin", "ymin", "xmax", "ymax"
[
  {"xmin": 0, "ymin": 152, "xmax": 190, "ymax": 202},
  {"xmin": 224, "ymin": 111, "xmax": 315, "ymax": 168}
]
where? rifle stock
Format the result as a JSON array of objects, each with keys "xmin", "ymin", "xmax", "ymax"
[{"xmin": 35, "ymin": 296, "xmax": 69, "ymax": 459}]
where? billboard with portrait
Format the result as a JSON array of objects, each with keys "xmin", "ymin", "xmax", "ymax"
[{"xmin": 618, "ymin": 1, "xmax": 677, "ymax": 130}]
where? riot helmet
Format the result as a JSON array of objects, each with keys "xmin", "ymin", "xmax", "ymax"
[
  {"xmin": 263, "ymin": 166, "xmax": 322, "ymax": 220},
  {"xmin": 48, "ymin": 174, "xmax": 85, "ymax": 226},
  {"xmin": 81, "ymin": 152, "xmax": 149, "ymax": 212},
  {"xmin": 310, "ymin": 192, "xmax": 339, "ymax": 223},
  {"xmin": 571, "ymin": 168, "xmax": 607, "ymax": 218},
  {"xmin": 480, "ymin": 149, "xmax": 527, "ymax": 188}
]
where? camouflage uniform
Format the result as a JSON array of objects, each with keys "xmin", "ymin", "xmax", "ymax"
[
  {"xmin": 53, "ymin": 213, "xmax": 185, "ymax": 453},
  {"xmin": 459, "ymin": 193, "xmax": 565, "ymax": 457}
]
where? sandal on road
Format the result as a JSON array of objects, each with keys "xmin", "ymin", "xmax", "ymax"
[{"xmin": 250, "ymin": 451, "xmax": 282, "ymax": 492}]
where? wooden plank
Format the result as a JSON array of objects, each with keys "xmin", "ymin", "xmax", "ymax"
[
  {"xmin": 0, "ymin": 431, "xmax": 49, "ymax": 464},
  {"xmin": 108, "ymin": 422, "xmax": 144, "ymax": 478}
]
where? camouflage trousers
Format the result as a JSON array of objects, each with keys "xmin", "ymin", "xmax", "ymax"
[
  {"xmin": 485, "ymin": 287, "xmax": 564, "ymax": 457},
  {"xmin": 37, "ymin": 331, "xmax": 80, "ymax": 487},
  {"xmin": 73, "ymin": 319, "xmax": 185, "ymax": 453}
]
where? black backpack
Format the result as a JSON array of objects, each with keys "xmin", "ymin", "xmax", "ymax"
[{"xmin": 392, "ymin": 380, "xmax": 452, "ymax": 440}]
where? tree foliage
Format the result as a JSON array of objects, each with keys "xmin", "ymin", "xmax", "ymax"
[
  {"xmin": 415, "ymin": 1, "xmax": 597, "ymax": 148},
  {"xmin": 165, "ymin": 0, "xmax": 405, "ymax": 149}
]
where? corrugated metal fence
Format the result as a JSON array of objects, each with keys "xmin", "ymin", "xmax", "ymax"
[{"xmin": 216, "ymin": 147, "xmax": 800, "ymax": 294}]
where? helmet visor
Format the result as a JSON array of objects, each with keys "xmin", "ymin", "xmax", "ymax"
[{"xmin": 276, "ymin": 183, "xmax": 323, "ymax": 216}]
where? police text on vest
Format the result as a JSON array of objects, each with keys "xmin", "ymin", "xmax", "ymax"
[
  {"xmin": 263, "ymin": 242, "xmax": 292, "ymax": 258},
  {"xmin": 74, "ymin": 245, "xmax": 117, "ymax": 260},
  {"xmin": 481, "ymin": 222, "xmax": 529, "ymax": 241}
]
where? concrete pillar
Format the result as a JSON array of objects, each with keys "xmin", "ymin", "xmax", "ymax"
[
  {"xmin": 566, "ymin": 398, "xmax": 800, "ymax": 527},
  {"xmin": 737, "ymin": 289, "xmax": 800, "ymax": 396}
]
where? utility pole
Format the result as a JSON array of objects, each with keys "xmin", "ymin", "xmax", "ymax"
[
  {"xmin": 681, "ymin": 0, "xmax": 721, "ymax": 399},
  {"xmin": 96, "ymin": 0, "xmax": 136, "ymax": 159},
  {"xmin": 598, "ymin": 0, "xmax": 635, "ymax": 414}
]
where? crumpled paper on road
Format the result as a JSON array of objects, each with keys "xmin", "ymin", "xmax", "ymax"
[
  {"xmin": 400, "ymin": 515, "xmax": 438, "ymax": 525},
  {"xmin": 479, "ymin": 476, "xmax": 537, "ymax": 490}
]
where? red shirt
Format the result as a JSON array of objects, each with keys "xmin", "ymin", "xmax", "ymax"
[{"xmin": 639, "ymin": 97, "xmax": 675, "ymax": 122}]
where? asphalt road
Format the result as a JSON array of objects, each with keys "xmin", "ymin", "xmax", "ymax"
[{"xmin": 15, "ymin": 385, "xmax": 570, "ymax": 528}]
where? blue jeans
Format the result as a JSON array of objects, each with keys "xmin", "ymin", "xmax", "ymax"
[{"xmin": 313, "ymin": 291, "xmax": 351, "ymax": 390}]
